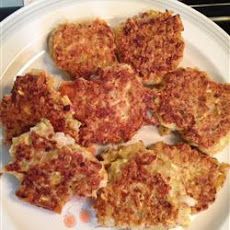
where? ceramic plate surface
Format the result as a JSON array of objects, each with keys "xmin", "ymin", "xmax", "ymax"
[{"xmin": 1, "ymin": 0, "xmax": 229, "ymax": 230}]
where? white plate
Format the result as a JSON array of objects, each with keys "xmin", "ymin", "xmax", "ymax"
[{"xmin": 1, "ymin": 0, "xmax": 230, "ymax": 230}]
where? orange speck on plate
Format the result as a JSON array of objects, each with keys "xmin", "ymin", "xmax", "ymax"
[
  {"xmin": 80, "ymin": 209, "xmax": 91, "ymax": 223},
  {"xmin": 64, "ymin": 213, "xmax": 77, "ymax": 228}
]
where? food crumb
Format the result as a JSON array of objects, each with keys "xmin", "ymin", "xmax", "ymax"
[{"xmin": 158, "ymin": 125, "xmax": 171, "ymax": 136}]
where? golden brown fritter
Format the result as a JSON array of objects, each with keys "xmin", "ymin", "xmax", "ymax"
[
  {"xmin": 3, "ymin": 119, "xmax": 107, "ymax": 213},
  {"xmin": 154, "ymin": 68, "xmax": 230, "ymax": 154},
  {"xmin": 148, "ymin": 142, "xmax": 229, "ymax": 213},
  {"xmin": 115, "ymin": 10, "xmax": 184, "ymax": 85},
  {"xmin": 60, "ymin": 64, "xmax": 155, "ymax": 146},
  {"xmin": 0, "ymin": 70, "xmax": 80, "ymax": 143},
  {"xmin": 94, "ymin": 142, "xmax": 229, "ymax": 229},
  {"xmin": 95, "ymin": 142, "xmax": 189, "ymax": 229},
  {"xmin": 49, "ymin": 19, "xmax": 117, "ymax": 79}
]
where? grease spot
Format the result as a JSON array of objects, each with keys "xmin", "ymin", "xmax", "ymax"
[
  {"xmin": 80, "ymin": 209, "xmax": 91, "ymax": 223},
  {"xmin": 64, "ymin": 213, "xmax": 77, "ymax": 228}
]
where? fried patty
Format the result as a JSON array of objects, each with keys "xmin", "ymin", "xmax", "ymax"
[
  {"xmin": 94, "ymin": 142, "xmax": 229, "ymax": 229},
  {"xmin": 3, "ymin": 119, "xmax": 107, "ymax": 213},
  {"xmin": 154, "ymin": 68, "xmax": 230, "ymax": 154},
  {"xmin": 0, "ymin": 70, "xmax": 80, "ymax": 143},
  {"xmin": 115, "ymin": 10, "xmax": 184, "ymax": 85},
  {"xmin": 60, "ymin": 64, "xmax": 154, "ymax": 146},
  {"xmin": 49, "ymin": 19, "xmax": 117, "ymax": 79},
  {"xmin": 148, "ymin": 142, "xmax": 229, "ymax": 213}
]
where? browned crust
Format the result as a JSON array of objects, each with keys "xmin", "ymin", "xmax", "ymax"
[
  {"xmin": 49, "ymin": 19, "xmax": 117, "ymax": 79},
  {"xmin": 149, "ymin": 142, "xmax": 229, "ymax": 212},
  {"xmin": 4, "ymin": 120, "xmax": 106, "ymax": 213},
  {"xmin": 14, "ymin": 149, "xmax": 103, "ymax": 213},
  {"xmin": 115, "ymin": 10, "xmax": 184, "ymax": 84},
  {"xmin": 155, "ymin": 68, "xmax": 230, "ymax": 154},
  {"xmin": 94, "ymin": 146, "xmax": 183, "ymax": 229},
  {"xmin": 0, "ymin": 70, "xmax": 79, "ymax": 143},
  {"xmin": 94, "ymin": 142, "xmax": 229, "ymax": 229},
  {"xmin": 60, "ymin": 64, "xmax": 155, "ymax": 146}
]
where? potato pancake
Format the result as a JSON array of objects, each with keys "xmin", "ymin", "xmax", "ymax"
[
  {"xmin": 148, "ymin": 142, "xmax": 229, "ymax": 213},
  {"xmin": 94, "ymin": 142, "xmax": 229, "ymax": 229},
  {"xmin": 49, "ymin": 19, "xmax": 117, "ymax": 79},
  {"xmin": 60, "ymin": 64, "xmax": 154, "ymax": 146},
  {"xmin": 154, "ymin": 68, "xmax": 230, "ymax": 154},
  {"xmin": 115, "ymin": 10, "xmax": 184, "ymax": 85},
  {"xmin": 3, "ymin": 119, "xmax": 107, "ymax": 213},
  {"xmin": 0, "ymin": 70, "xmax": 80, "ymax": 142}
]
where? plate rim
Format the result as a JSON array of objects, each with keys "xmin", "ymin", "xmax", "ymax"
[{"xmin": 1, "ymin": 0, "xmax": 230, "ymax": 43}]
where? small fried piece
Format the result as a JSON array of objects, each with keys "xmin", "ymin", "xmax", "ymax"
[
  {"xmin": 3, "ymin": 119, "xmax": 107, "ymax": 213},
  {"xmin": 49, "ymin": 19, "xmax": 117, "ymax": 79},
  {"xmin": 154, "ymin": 68, "xmax": 230, "ymax": 154},
  {"xmin": 94, "ymin": 142, "xmax": 229, "ymax": 229},
  {"xmin": 158, "ymin": 125, "xmax": 172, "ymax": 136},
  {"xmin": 60, "ymin": 64, "xmax": 154, "ymax": 146},
  {"xmin": 115, "ymin": 10, "xmax": 184, "ymax": 84},
  {"xmin": 0, "ymin": 70, "xmax": 80, "ymax": 142}
]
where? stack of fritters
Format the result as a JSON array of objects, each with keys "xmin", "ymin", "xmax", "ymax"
[
  {"xmin": 60, "ymin": 64, "xmax": 154, "ymax": 145},
  {"xmin": 0, "ymin": 70, "xmax": 80, "ymax": 142},
  {"xmin": 3, "ymin": 119, "xmax": 107, "ymax": 213},
  {"xmin": 94, "ymin": 142, "xmax": 229, "ymax": 229},
  {"xmin": 154, "ymin": 68, "xmax": 230, "ymax": 154}
]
